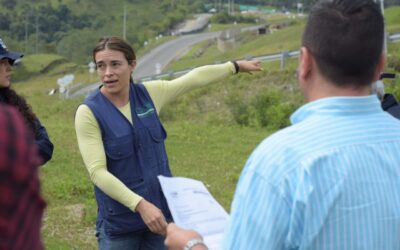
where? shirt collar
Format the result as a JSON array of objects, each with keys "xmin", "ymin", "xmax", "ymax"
[{"xmin": 291, "ymin": 95, "xmax": 382, "ymax": 124}]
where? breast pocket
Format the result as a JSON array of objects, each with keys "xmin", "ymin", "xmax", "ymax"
[
  {"xmin": 104, "ymin": 135, "xmax": 136, "ymax": 176},
  {"xmin": 137, "ymin": 124, "xmax": 167, "ymax": 169},
  {"xmin": 104, "ymin": 135, "xmax": 133, "ymax": 159}
]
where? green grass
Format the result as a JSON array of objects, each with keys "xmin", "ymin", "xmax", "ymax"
[
  {"xmin": 165, "ymin": 122, "xmax": 270, "ymax": 209},
  {"xmin": 385, "ymin": 6, "xmax": 400, "ymax": 33},
  {"xmin": 20, "ymin": 54, "xmax": 67, "ymax": 73}
]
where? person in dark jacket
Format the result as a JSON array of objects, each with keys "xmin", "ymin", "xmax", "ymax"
[
  {"xmin": 0, "ymin": 38, "xmax": 54, "ymax": 165},
  {"xmin": 371, "ymin": 76, "xmax": 400, "ymax": 120},
  {"xmin": 381, "ymin": 93, "xmax": 400, "ymax": 119}
]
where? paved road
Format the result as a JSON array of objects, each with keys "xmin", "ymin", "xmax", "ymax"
[{"xmin": 134, "ymin": 31, "xmax": 221, "ymax": 79}]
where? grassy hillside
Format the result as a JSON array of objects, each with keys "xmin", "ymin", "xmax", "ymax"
[
  {"xmin": 9, "ymin": 6, "xmax": 400, "ymax": 249},
  {"xmin": 385, "ymin": 6, "xmax": 400, "ymax": 33},
  {"xmin": 166, "ymin": 19, "xmax": 305, "ymax": 71}
]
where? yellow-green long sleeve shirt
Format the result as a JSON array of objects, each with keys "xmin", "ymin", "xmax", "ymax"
[{"xmin": 75, "ymin": 62, "xmax": 236, "ymax": 212}]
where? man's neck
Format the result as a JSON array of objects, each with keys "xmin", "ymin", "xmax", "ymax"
[{"xmin": 306, "ymin": 77, "xmax": 371, "ymax": 103}]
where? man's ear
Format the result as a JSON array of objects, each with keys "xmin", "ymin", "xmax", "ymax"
[
  {"xmin": 298, "ymin": 47, "xmax": 313, "ymax": 81},
  {"xmin": 372, "ymin": 53, "xmax": 386, "ymax": 82}
]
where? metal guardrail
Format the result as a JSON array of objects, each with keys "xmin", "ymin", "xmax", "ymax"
[{"xmin": 388, "ymin": 33, "xmax": 400, "ymax": 43}]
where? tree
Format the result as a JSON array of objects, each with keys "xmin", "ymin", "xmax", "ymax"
[
  {"xmin": 0, "ymin": 13, "xmax": 11, "ymax": 30},
  {"xmin": 1, "ymin": 0, "xmax": 16, "ymax": 10}
]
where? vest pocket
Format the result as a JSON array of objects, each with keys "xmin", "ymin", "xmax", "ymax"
[
  {"xmin": 102, "ymin": 180, "xmax": 149, "ymax": 235},
  {"xmin": 146, "ymin": 126, "xmax": 166, "ymax": 142},
  {"xmin": 104, "ymin": 135, "xmax": 134, "ymax": 160},
  {"xmin": 104, "ymin": 180, "xmax": 148, "ymax": 216},
  {"xmin": 138, "ymin": 125, "xmax": 167, "ymax": 168}
]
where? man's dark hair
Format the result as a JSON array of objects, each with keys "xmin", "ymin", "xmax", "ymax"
[{"xmin": 302, "ymin": 0, "xmax": 384, "ymax": 87}]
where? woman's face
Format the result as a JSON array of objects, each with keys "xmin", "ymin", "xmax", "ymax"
[
  {"xmin": 95, "ymin": 49, "xmax": 135, "ymax": 97},
  {"xmin": 0, "ymin": 59, "xmax": 12, "ymax": 88}
]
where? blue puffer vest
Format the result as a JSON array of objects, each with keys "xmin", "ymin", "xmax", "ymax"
[{"xmin": 84, "ymin": 82, "xmax": 172, "ymax": 237}]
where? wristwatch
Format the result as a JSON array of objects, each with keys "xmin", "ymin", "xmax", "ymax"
[{"xmin": 183, "ymin": 238, "xmax": 208, "ymax": 250}]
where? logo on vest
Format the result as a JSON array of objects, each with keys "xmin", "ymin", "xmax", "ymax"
[{"xmin": 136, "ymin": 103, "xmax": 155, "ymax": 118}]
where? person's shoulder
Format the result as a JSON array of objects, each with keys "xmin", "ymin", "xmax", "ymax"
[
  {"xmin": 0, "ymin": 104, "xmax": 15, "ymax": 114},
  {"xmin": 142, "ymin": 80, "xmax": 164, "ymax": 88},
  {"xmin": 244, "ymin": 125, "xmax": 304, "ymax": 176},
  {"xmin": 75, "ymin": 104, "xmax": 95, "ymax": 121},
  {"xmin": 76, "ymin": 103, "xmax": 91, "ymax": 112},
  {"xmin": 0, "ymin": 105, "xmax": 25, "ymax": 130},
  {"xmin": 386, "ymin": 105, "xmax": 400, "ymax": 120},
  {"xmin": 256, "ymin": 123, "xmax": 305, "ymax": 151},
  {"xmin": 0, "ymin": 105, "xmax": 37, "ymax": 166}
]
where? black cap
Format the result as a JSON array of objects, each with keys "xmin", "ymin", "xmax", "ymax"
[{"xmin": 0, "ymin": 38, "xmax": 23, "ymax": 65}]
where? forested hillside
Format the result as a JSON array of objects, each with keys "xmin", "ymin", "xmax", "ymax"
[
  {"xmin": 0, "ymin": 0, "xmax": 206, "ymax": 64},
  {"xmin": 1, "ymin": 0, "xmax": 399, "ymax": 65}
]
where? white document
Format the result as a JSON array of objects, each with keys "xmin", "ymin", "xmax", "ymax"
[{"xmin": 158, "ymin": 175, "xmax": 230, "ymax": 250}]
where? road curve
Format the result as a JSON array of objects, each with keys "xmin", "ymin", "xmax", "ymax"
[
  {"xmin": 134, "ymin": 24, "xmax": 266, "ymax": 79},
  {"xmin": 133, "ymin": 31, "xmax": 221, "ymax": 79}
]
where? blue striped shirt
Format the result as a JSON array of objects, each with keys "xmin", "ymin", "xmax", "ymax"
[{"xmin": 223, "ymin": 95, "xmax": 400, "ymax": 250}]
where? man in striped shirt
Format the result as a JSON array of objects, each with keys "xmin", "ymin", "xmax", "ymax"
[
  {"xmin": 0, "ymin": 105, "xmax": 46, "ymax": 250},
  {"xmin": 165, "ymin": 0, "xmax": 400, "ymax": 249}
]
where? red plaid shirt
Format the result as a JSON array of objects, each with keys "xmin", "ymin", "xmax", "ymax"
[{"xmin": 0, "ymin": 105, "xmax": 46, "ymax": 250}]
